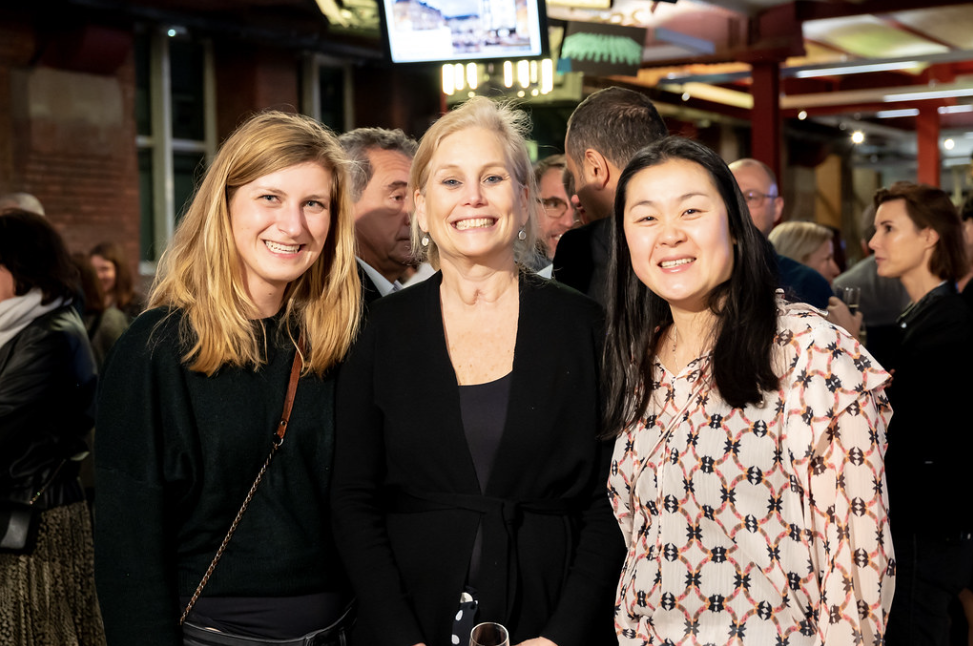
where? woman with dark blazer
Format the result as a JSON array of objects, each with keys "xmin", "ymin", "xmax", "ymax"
[
  {"xmin": 332, "ymin": 97, "xmax": 623, "ymax": 646},
  {"xmin": 869, "ymin": 182, "xmax": 973, "ymax": 646}
]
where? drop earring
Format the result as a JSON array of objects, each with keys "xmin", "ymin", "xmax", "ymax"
[
  {"xmin": 421, "ymin": 234, "xmax": 430, "ymax": 247},
  {"xmin": 517, "ymin": 228, "xmax": 526, "ymax": 241}
]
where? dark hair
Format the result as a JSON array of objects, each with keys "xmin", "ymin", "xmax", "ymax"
[
  {"xmin": 90, "ymin": 241, "xmax": 136, "ymax": 310},
  {"xmin": 71, "ymin": 253, "xmax": 106, "ymax": 315},
  {"xmin": 874, "ymin": 181, "xmax": 967, "ymax": 282},
  {"xmin": 338, "ymin": 127, "xmax": 418, "ymax": 202},
  {"xmin": 565, "ymin": 87, "xmax": 668, "ymax": 171},
  {"xmin": 0, "ymin": 209, "xmax": 79, "ymax": 305},
  {"xmin": 602, "ymin": 136, "xmax": 779, "ymax": 436}
]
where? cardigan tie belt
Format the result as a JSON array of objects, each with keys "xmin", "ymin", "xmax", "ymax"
[{"xmin": 388, "ymin": 486, "xmax": 579, "ymax": 625}]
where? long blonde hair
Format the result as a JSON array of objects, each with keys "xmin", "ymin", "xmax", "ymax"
[{"xmin": 148, "ymin": 110, "xmax": 360, "ymax": 376}]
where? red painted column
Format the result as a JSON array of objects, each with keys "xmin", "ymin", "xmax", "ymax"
[
  {"xmin": 916, "ymin": 105, "xmax": 940, "ymax": 187},
  {"xmin": 750, "ymin": 60, "xmax": 782, "ymax": 184}
]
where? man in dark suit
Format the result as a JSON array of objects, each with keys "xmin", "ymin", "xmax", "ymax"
[
  {"xmin": 339, "ymin": 128, "xmax": 418, "ymax": 306},
  {"xmin": 552, "ymin": 87, "xmax": 668, "ymax": 306}
]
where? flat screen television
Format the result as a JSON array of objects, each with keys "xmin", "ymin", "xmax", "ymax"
[{"xmin": 379, "ymin": 0, "xmax": 549, "ymax": 64}]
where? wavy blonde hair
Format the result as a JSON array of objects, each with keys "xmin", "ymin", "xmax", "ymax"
[
  {"xmin": 148, "ymin": 110, "xmax": 360, "ymax": 376},
  {"xmin": 409, "ymin": 97, "xmax": 538, "ymax": 269}
]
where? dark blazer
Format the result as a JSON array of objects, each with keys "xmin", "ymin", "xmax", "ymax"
[
  {"xmin": 551, "ymin": 217, "xmax": 612, "ymax": 308},
  {"xmin": 332, "ymin": 272, "xmax": 623, "ymax": 646},
  {"xmin": 357, "ymin": 261, "xmax": 383, "ymax": 308},
  {"xmin": 884, "ymin": 283, "xmax": 973, "ymax": 533}
]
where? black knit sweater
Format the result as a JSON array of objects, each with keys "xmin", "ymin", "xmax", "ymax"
[{"xmin": 94, "ymin": 308, "xmax": 349, "ymax": 645}]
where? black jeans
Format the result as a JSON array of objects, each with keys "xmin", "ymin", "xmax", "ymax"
[{"xmin": 885, "ymin": 532, "xmax": 973, "ymax": 646}]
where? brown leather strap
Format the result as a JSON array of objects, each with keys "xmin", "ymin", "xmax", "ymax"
[
  {"xmin": 180, "ymin": 337, "xmax": 305, "ymax": 626},
  {"xmin": 275, "ymin": 340, "xmax": 304, "ymax": 443}
]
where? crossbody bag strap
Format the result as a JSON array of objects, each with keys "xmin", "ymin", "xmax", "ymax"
[{"xmin": 179, "ymin": 338, "xmax": 305, "ymax": 626}]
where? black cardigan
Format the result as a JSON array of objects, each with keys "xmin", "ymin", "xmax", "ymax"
[
  {"xmin": 332, "ymin": 272, "xmax": 623, "ymax": 646},
  {"xmin": 95, "ymin": 308, "xmax": 350, "ymax": 646}
]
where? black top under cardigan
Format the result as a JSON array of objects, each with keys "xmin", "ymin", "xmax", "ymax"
[
  {"xmin": 332, "ymin": 272, "xmax": 624, "ymax": 646},
  {"xmin": 94, "ymin": 308, "xmax": 350, "ymax": 646}
]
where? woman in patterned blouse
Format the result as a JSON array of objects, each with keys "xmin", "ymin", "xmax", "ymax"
[{"xmin": 602, "ymin": 136, "xmax": 895, "ymax": 645}]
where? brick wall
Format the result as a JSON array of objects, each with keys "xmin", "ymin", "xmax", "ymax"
[{"xmin": 0, "ymin": 12, "xmax": 141, "ymax": 281}]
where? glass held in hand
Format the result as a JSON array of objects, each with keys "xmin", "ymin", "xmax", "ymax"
[
  {"xmin": 470, "ymin": 622, "xmax": 510, "ymax": 646},
  {"xmin": 840, "ymin": 286, "xmax": 861, "ymax": 315}
]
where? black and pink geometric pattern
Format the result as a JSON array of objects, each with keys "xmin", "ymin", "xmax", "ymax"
[{"xmin": 609, "ymin": 303, "xmax": 894, "ymax": 646}]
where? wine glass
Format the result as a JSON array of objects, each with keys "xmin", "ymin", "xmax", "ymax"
[
  {"xmin": 470, "ymin": 622, "xmax": 510, "ymax": 646},
  {"xmin": 840, "ymin": 286, "xmax": 861, "ymax": 315}
]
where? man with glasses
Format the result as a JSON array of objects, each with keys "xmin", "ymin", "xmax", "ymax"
[
  {"xmin": 534, "ymin": 155, "xmax": 577, "ymax": 266},
  {"xmin": 730, "ymin": 158, "xmax": 833, "ymax": 310}
]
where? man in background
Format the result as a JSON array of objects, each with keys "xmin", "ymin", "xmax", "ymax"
[
  {"xmin": 339, "ymin": 128, "xmax": 418, "ymax": 305},
  {"xmin": 553, "ymin": 87, "xmax": 668, "ymax": 306}
]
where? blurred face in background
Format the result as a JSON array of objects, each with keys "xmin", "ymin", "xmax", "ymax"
[
  {"xmin": 90, "ymin": 254, "xmax": 116, "ymax": 295},
  {"xmin": 0, "ymin": 264, "xmax": 15, "ymax": 302},
  {"xmin": 804, "ymin": 238, "xmax": 840, "ymax": 283},
  {"xmin": 537, "ymin": 167, "xmax": 576, "ymax": 258},
  {"xmin": 731, "ymin": 163, "xmax": 782, "ymax": 237}
]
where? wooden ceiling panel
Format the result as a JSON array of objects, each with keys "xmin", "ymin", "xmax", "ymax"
[
  {"xmin": 886, "ymin": 5, "xmax": 973, "ymax": 50},
  {"xmin": 802, "ymin": 14, "xmax": 950, "ymax": 59}
]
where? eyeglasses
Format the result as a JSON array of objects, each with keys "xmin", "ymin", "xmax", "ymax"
[
  {"xmin": 743, "ymin": 190, "xmax": 779, "ymax": 207},
  {"xmin": 540, "ymin": 197, "xmax": 569, "ymax": 218}
]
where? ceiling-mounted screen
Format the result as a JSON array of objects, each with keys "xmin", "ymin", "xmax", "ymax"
[{"xmin": 379, "ymin": 0, "xmax": 548, "ymax": 64}]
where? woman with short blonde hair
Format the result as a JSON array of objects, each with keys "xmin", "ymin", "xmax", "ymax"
[
  {"xmin": 334, "ymin": 97, "xmax": 621, "ymax": 646},
  {"xmin": 96, "ymin": 110, "xmax": 360, "ymax": 646}
]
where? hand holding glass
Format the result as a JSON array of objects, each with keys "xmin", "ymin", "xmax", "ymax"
[{"xmin": 470, "ymin": 622, "xmax": 510, "ymax": 646}]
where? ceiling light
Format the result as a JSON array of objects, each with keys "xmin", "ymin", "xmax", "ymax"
[
  {"xmin": 944, "ymin": 138, "xmax": 956, "ymax": 150},
  {"xmin": 883, "ymin": 88, "xmax": 973, "ymax": 102},
  {"xmin": 876, "ymin": 108, "xmax": 920, "ymax": 119},
  {"xmin": 939, "ymin": 104, "xmax": 973, "ymax": 114},
  {"xmin": 798, "ymin": 111, "xmax": 807, "ymax": 120},
  {"xmin": 851, "ymin": 131, "xmax": 865, "ymax": 145},
  {"xmin": 793, "ymin": 60, "xmax": 920, "ymax": 79}
]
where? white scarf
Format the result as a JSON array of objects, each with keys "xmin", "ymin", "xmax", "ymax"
[{"xmin": 0, "ymin": 288, "xmax": 66, "ymax": 352}]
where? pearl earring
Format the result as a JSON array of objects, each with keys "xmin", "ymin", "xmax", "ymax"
[
  {"xmin": 421, "ymin": 235, "xmax": 430, "ymax": 247},
  {"xmin": 517, "ymin": 228, "xmax": 526, "ymax": 241}
]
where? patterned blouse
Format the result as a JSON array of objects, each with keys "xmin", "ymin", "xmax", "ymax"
[{"xmin": 608, "ymin": 302, "xmax": 894, "ymax": 646}]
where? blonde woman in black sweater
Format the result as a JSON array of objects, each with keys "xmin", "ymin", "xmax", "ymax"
[{"xmin": 95, "ymin": 111, "xmax": 360, "ymax": 646}]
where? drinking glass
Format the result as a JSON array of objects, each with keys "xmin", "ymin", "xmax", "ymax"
[
  {"xmin": 470, "ymin": 622, "xmax": 510, "ymax": 646},
  {"xmin": 840, "ymin": 286, "xmax": 861, "ymax": 315}
]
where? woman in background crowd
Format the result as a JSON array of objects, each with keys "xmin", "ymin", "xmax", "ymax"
[
  {"xmin": 769, "ymin": 220, "xmax": 841, "ymax": 284},
  {"xmin": 603, "ymin": 137, "xmax": 894, "ymax": 645},
  {"xmin": 0, "ymin": 210, "xmax": 104, "ymax": 645},
  {"xmin": 332, "ymin": 97, "xmax": 622, "ymax": 646},
  {"xmin": 89, "ymin": 241, "xmax": 142, "ymax": 320},
  {"xmin": 869, "ymin": 181, "xmax": 973, "ymax": 646},
  {"xmin": 71, "ymin": 253, "xmax": 129, "ymax": 369},
  {"xmin": 95, "ymin": 111, "xmax": 360, "ymax": 646}
]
